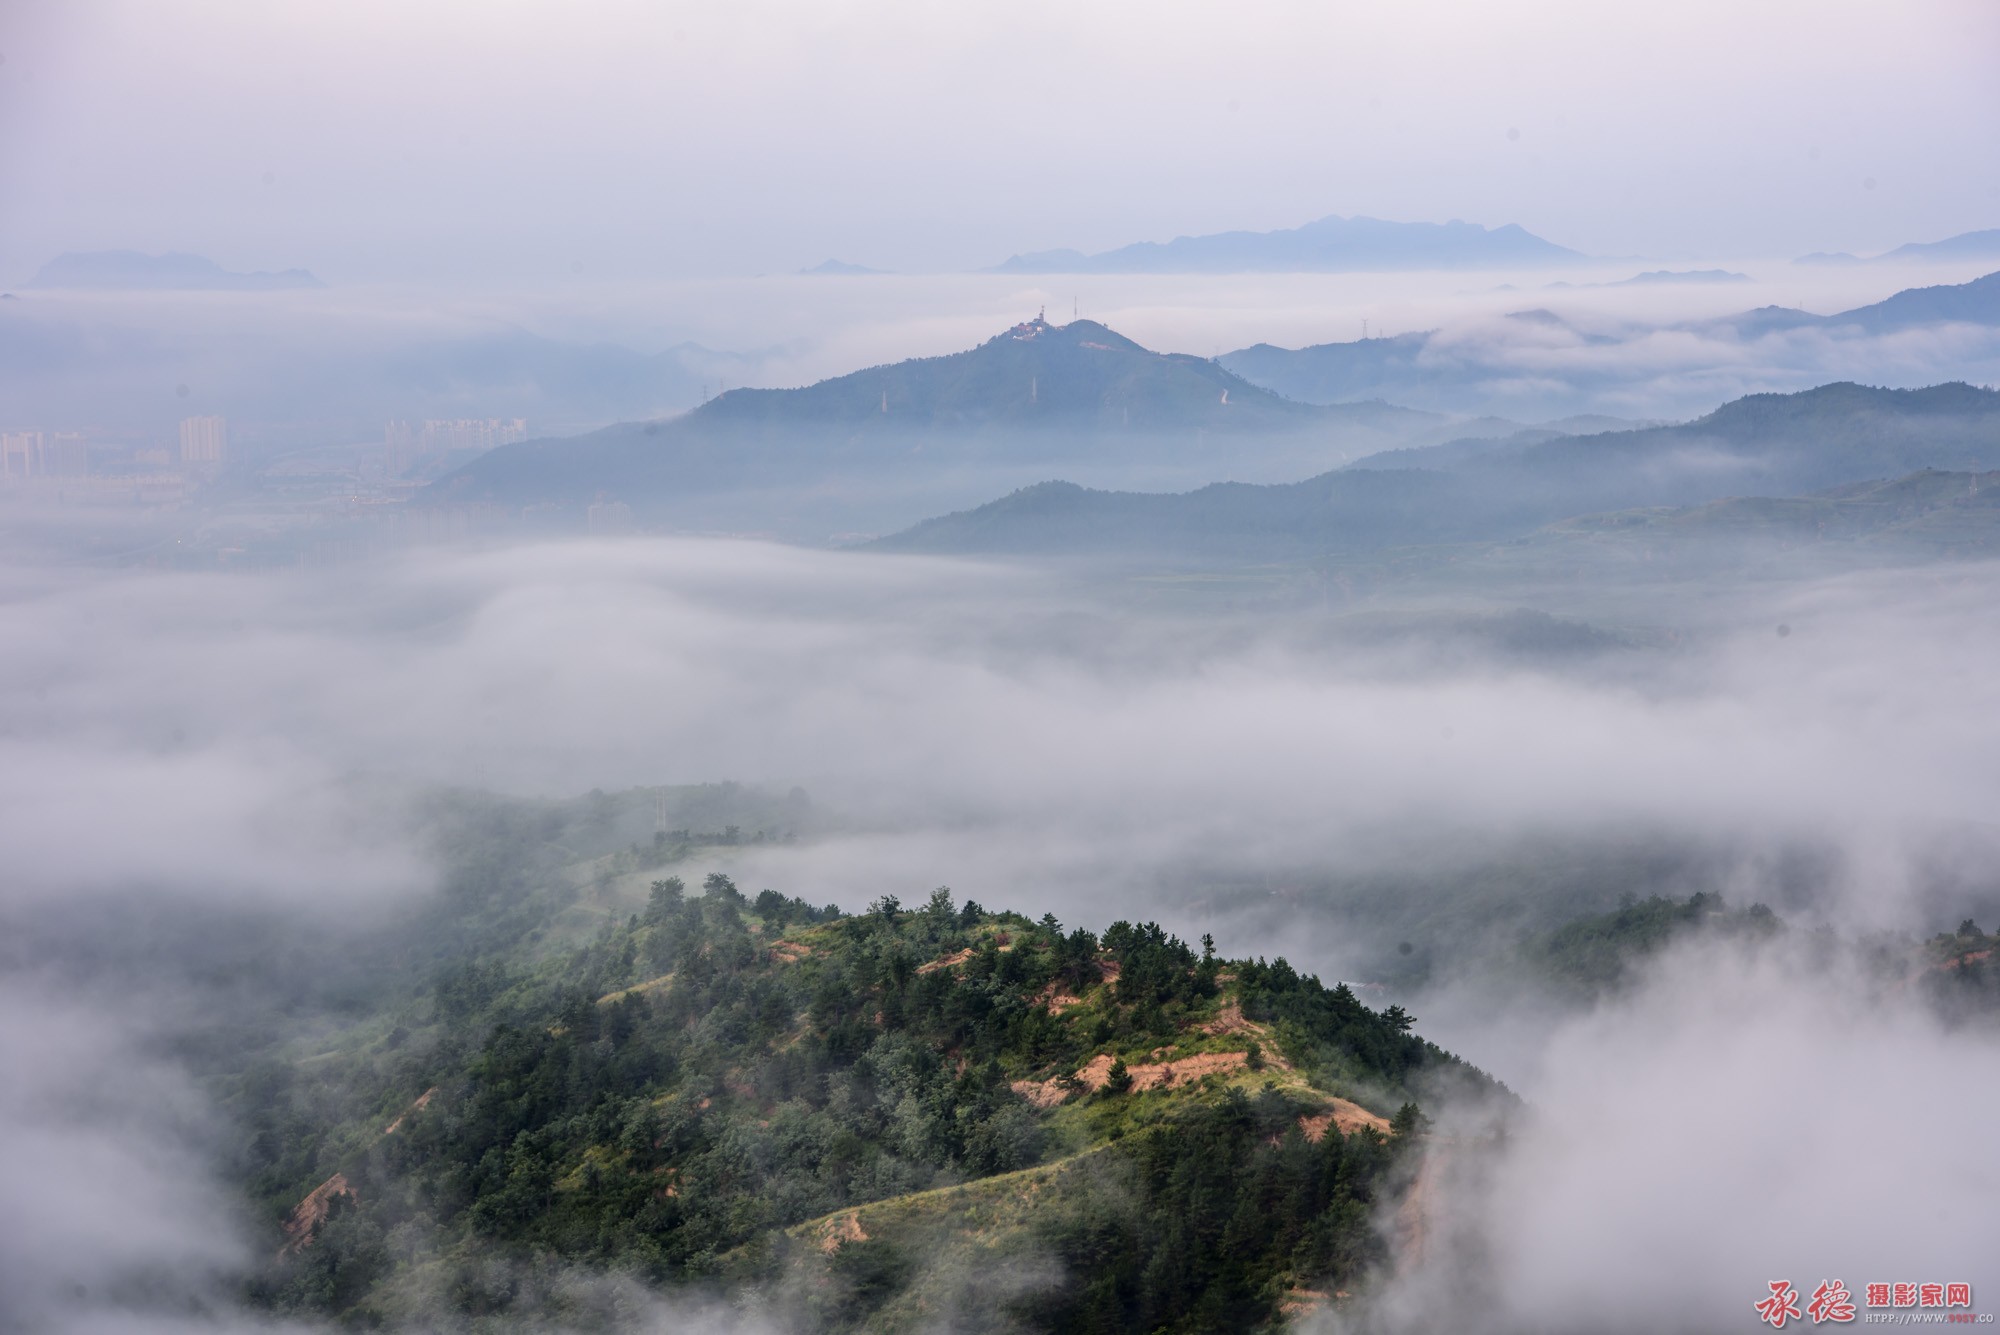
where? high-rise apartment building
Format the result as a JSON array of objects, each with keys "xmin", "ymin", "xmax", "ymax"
[
  {"xmin": 179, "ymin": 415, "xmax": 228, "ymax": 464},
  {"xmin": 1, "ymin": 432, "xmax": 39, "ymax": 478},
  {"xmin": 1, "ymin": 431, "xmax": 89, "ymax": 478}
]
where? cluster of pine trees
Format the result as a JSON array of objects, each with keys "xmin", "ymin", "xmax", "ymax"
[{"xmin": 230, "ymin": 873, "xmax": 1475, "ymax": 1330}]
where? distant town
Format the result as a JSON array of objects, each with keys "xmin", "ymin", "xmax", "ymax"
[{"xmin": 0, "ymin": 415, "xmax": 532, "ymax": 565}]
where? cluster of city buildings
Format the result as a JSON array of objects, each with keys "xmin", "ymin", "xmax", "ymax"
[
  {"xmin": 0, "ymin": 415, "xmax": 230, "ymax": 484},
  {"xmin": 383, "ymin": 418, "xmax": 527, "ymax": 475},
  {"xmin": 1, "ymin": 430, "xmax": 91, "ymax": 478}
]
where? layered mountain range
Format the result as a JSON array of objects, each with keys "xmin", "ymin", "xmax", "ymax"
[
  {"xmin": 425, "ymin": 316, "xmax": 1437, "ymax": 532},
  {"xmin": 872, "ymin": 382, "xmax": 2000, "ymax": 563},
  {"xmin": 1220, "ymin": 270, "xmax": 2000, "ymax": 412},
  {"xmin": 427, "ymin": 270, "xmax": 2000, "ymax": 552}
]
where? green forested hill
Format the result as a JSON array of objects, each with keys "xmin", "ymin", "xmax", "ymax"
[
  {"xmin": 87, "ymin": 781, "xmax": 1992, "ymax": 1332},
  {"xmin": 236, "ymin": 872, "xmax": 1492, "ymax": 1331}
]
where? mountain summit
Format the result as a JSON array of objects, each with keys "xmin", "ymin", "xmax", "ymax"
[
  {"xmin": 690, "ymin": 314, "xmax": 1318, "ymax": 433},
  {"xmin": 424, "ymin": 316, "xmax": 1430, "ymax": 533}
]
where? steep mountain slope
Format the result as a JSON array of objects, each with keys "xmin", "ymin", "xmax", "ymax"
[{"xmin": 989, "ymin": 214, "xmax": 1583, "ymax": 273}]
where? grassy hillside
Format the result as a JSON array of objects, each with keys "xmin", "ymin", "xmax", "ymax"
[{"xmin": 42, "ymin": 777, "xmax": 1987, "ymax": 1331}]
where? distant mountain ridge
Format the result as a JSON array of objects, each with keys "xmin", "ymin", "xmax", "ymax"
[
  {"xmin": 25, "ymin": 250, "xmax": 324, "ymax": 291},
  {"xmin": 1219, "ymin": 269, "xmax": 2000, "ymax": 411},
  {"xmin": 424, "ymin": 316, "xmax": 1438, "ymax": 534},
  {"xmin": 1823, "ymin": 268, "xmax": 2000, "ymax": 332},
  {"xmin": 800, "ymin": 258, "xmax": 889, "ymax": 276},
  {"xmin": 1795, "ymin": 229, "xmax": 2000, "ymax": 266},
  {"xmin": 989, "ymin": 214, "xmax": 1584, "ymax": 274},
  {"xmin": 874, "ymin": 381, "xmax": 2000, "ymax": 562}
]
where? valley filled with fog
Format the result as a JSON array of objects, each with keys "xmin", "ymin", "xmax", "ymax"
[
  {"xmin": 5, "ymin": 512, "xmax": 1999, "ymax": 1330},
  {"xmin": 5, "ymin": 2, "xmax": 2000, "ymax": 1329}
]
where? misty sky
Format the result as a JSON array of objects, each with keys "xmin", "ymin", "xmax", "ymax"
[{"xmin": 3, "ymin": 0, "xmax": 1997, "ymax": 285}]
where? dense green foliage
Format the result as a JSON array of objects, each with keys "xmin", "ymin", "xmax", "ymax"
[
  {"xmin": 1527, "ymin": 891, "xmax": 1782, "ymax": 996},
  {"xmin": 57, "ymin": 780, "xmax": 1984, "ymax": 1331},
  {"xmin": 1017, "ymin": 1087, "xmax": 1390, "ymax": 1333},
  {"xmin": 1915, "ymin": 919, "xmax": 2000, "ymax": 1025},
  {"xmin": 227, "ymin": 865, "xmax": 1475, "ymax": 1330}
]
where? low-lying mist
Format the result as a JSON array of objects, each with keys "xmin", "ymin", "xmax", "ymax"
[
  {"xmin": 2, "ymin": 532, "xmax": 1996, "ymax": 1330},
  {"xmin": 7, "ymin": 259, "xmax": 1996, "ymax": 442},
  {"xmin": 3, "ymin": 536, "xmax": 1992, "ymax": 928},
  {"xmin": 1334, "ymin": 932, "xmax": 2000, "ymax": 1335}
]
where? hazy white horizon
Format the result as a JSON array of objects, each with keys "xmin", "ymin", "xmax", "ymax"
[{"xmin": 3, "ymin": 0, "xmax": 1996, "ymax": 287}]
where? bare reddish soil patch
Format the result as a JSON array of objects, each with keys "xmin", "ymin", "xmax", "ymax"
[
  {"xmin": 1200, "ymin": 999, "xmax": 1260, "ymax": 1038},
  {"xmin": 280, "ymin": 1173, "xmax": 355, "ymax": 1257},
  {"xmin": 1073, "ymin": 1050, "xmax": 1251, "ymax": 1092},
  {"xmin": 816, "ymin": 1211, "xmax": 869, "ymax": 1254},
  {"xmin": 1010, "ymin": 1077, "xmax": 1072, "ymax": 1109},
  {"xmin": 382, "ymin": 1086, "xmax": 438, "ymax": 1135},
  {"xmin": 1035, "ymin": 980, "xmax": 1083, "ymax": 1013},
  {"xmin": 1323, "ymin": 1097, "xmax": 1391, "ymax": 1136},
  {"xmin": 917, "ymin": 947, "xmax": 974, "ymax": 975},
  {"xmin": 1280, "ymin": 1287, "xmax": 1330, "ymax": 1319}
]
